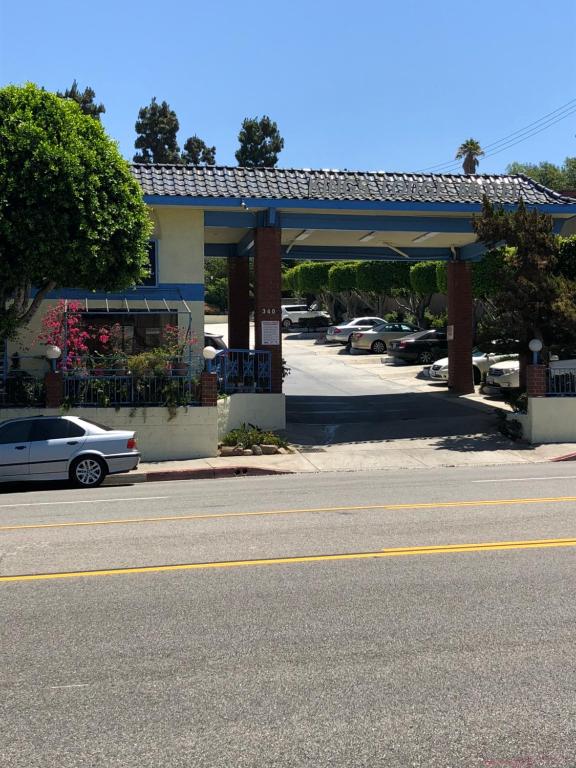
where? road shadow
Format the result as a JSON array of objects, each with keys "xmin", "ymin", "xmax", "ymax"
[{"xmin": 286, "ymin": 390, "xmax": 505, "ymax": 448}]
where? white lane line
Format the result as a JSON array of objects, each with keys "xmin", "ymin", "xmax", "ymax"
[
  {"xmin": 48, "ymin": 684, "xmax": 90, "ymax": 689},
  {"xmin": 473, "ymin": 476, "xmax": 576, "ymax": 483},
  {"xmin": 0, "ymin": 496, "xmax": 169, "ymax": 510}
]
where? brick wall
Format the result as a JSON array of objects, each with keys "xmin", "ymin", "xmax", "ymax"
[{"xmin": 254, "ymin": 227, "xmax": 282, "ymax": 393}]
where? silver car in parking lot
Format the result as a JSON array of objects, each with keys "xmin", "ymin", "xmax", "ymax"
[
  {"xmin": 325, "ymin": 317, "xmax": 386, "ymax": 345},
  {"xmin": 0, "ymin": 415, "xmax": 140, "ymax": 487}
]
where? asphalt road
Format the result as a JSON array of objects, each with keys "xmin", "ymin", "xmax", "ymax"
[
  {"xmin": 283, "ymin": 338, "xmax": 495, "ymax": 444},
  {"xmin": 2, "ymin": 465, "xmax": 576, "ymax": 767}
]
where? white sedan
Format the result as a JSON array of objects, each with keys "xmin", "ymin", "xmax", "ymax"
[
  {"xmin": 429, "ymin": 348, "xmax": 518, "ymax": 386},
  {"xmin": 325, "ymin": 317, "xmax": 386, "ymax": 345},
  {"xmin": 0, "ymin": 415, "xmax": 140, "ymax": 487}
]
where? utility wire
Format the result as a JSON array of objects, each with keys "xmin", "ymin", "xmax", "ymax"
[{"xmin": 418, "ymin": 97, "xmax": 576, "ymax": 174}]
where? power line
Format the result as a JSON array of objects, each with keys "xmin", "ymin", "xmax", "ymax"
[{"xmin": 418, "ymin": 97, "xmax": 576, "ymax": 174}]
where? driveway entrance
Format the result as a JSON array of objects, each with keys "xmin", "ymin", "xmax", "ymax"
[{"xmin": 283, "ymin": 335, "xmax": 496, "ymax": 448}]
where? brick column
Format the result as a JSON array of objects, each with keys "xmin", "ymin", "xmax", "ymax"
[
  {"xmin": 447, "ymin": 260, "xmax": 474, "ymax": 395},
  {"xmin": 200, "ymin": 371, "xmax": 218, "ymax": 407},
  {"xmin": 228, "ymin": 255, "xmax": 250, "ymax": 349},
  {"xmin": 254, "ymin": 227, "xmax": 282, "ymax": 393},
  {"xmin": 44, "ymin": 371, "xmax": 64, "ymax": 408},
  {"xmin": 526, "ymin": 364, "xmax": 547, "ymax": 397}
]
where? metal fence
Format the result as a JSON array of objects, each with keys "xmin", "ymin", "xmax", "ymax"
[
  {"xmin": 546, "ymin": 368, "xmax": 576, "ymax": 397},
  {"xmin": 64, "ymin": 374, "xmax": 200, "ymax": 408},
  {"xmin": 212, "ymin": 349, "xmax": 272, "ymax": 394}
]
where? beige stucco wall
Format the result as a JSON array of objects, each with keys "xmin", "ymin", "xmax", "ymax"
[
  {"xmin": 560, "ymin": 217, "xmax": 576, "ymax": 236},
  {"xmin": 217, "ymin": 394, "xmax": 286, "ymax": 438},
  {"xmin": 515, "ymin": 397, "xmax": 576, "ymax": 443},
  {"xmin": 0, "ymin": 406, "xmax": 218, "ymax": 461}
]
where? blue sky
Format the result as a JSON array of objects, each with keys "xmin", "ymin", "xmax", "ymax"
[{"xmin": 1, "ymin": 0, "xmax": 575, "ymax": 174}]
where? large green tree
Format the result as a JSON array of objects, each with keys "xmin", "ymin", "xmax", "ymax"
[
  {"xmin": 235, "ymin": 115, "xmax": 284, "ymax": 167},
  {"xmin": 0, "ymin": 83, "xmax": 152, "ymax": 341},
  {"xmin": 133, "ymin": 97, "xmax": 181, "ymax": 163},
  {"xmin": 181, "ymin": 135, "xmax": 216, "ymax": 165},
  {"xmin": 57, "ymin": 80, "xmax": 105, "ymax": 120},
  {"xmin": 506, "ymin": 158, "xmax": 576, "ymax": 192},
  {"xmin": 456, "ymin": 138, "xmax": 484, "ymax": 174},
  {"xmin": 472, "ymin": 197, "xmax": 576, "ymax": 382}
]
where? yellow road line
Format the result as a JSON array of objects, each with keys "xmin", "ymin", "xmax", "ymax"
[
  {"xmin": 2, "ymin": 495, "xmax": 576, "ymax": 533},
  {"xmin": 2, "ymin": 537, "xmax": 576, "ymax": 583}
]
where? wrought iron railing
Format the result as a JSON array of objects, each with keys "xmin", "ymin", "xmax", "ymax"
[
  {"xmin": 212, "ymin": 349, "xmax": 272, "ymax": 394},
  {"xmin": 546, "ymin": 367, "xmax": 576, "ymax": 397},
  {"xmin": 64, "ymin": 374, "xmax": 200, "ymax": 408}
]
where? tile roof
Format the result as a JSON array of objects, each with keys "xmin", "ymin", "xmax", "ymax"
[{"xmin": 131, "ymin": 165, "xmax": 576, "ymax": 207}]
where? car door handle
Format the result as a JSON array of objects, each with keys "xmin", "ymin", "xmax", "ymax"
[
  {"xmin": 14, "ymin": 445, "xmax": 26, "ymax": 450},
  {"xmin": 67, "ymin": 441, "xmax": 79, "ymax": 445}
]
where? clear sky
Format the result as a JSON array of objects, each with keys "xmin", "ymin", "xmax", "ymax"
[{"xmin": 1, "ymin": 0, "xmax": 575, "ymax": 174}]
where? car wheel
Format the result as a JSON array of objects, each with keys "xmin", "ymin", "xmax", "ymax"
[
  {"xmin": 282, "ymin": 318, "xmax": 292, "ymax": 329},
  {"xmin": 418, "ymin": 350, "xmax": 434, "ymax": 364},
  {"xmin": 473, "ymin": 366, "xmax": 482, "ymax": 385},
  {"xmin": 70, "ymin": 456, "xmax": 107, "ymax": 488},
  {"xmin": 371, "ymin": 340, "xmax": 386, "ymax": 354}
]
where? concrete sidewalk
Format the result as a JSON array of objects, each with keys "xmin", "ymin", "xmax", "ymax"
[{"xmin": 105, "ymin": 436, "xmax": 576, "ymax": 485}]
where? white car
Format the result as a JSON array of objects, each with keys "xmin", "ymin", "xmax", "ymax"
[
  {"xmin": 0, "ymin": 415, "xmax": 140, "ymax": 487},
  {"xmin": 325, "ymin": 317, "xmax": 386, "ymax": 345},
  {"xmin": 281, "ymin": 304, "xmax": 331, "ymax": 329},
  {"xmin": 429, "ymin": 348, "xmax": 518, "ymax": 386},
  {"xmin": 484, "ymin": 360, "xmax": 520, "ymax": 394}
]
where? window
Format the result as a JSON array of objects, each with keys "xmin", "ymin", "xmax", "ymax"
[
  {"xmin": 0, "ymin": 421, "xmax": 32, "ymax": 444},
  {"xmin": 141, "ymin": 241, "xmax": 158, "ymax": 287},
  {"xmin": 30, "ymin": 419, "xmax": 85, "ymax": 441}
]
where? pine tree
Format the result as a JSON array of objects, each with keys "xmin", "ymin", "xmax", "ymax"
[
  {"xmin": 57, "ymin": 80, "xmax": 105, "ymax": 120},
  {"xmin": 235, "ymin": 115, "xmax": 284, "ymax": 167},
  {"xmin": 181, "ymin": 135, "xmax": 216, "ymax": 165},
  {"xmin": 133, "ymin": 97, "xmax": 181, "ymax": 164}
]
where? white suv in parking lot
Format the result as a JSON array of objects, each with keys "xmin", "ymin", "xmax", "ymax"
[{"xmin": 281, "ymin": 304, "xmax": 331, "ymax": 329}]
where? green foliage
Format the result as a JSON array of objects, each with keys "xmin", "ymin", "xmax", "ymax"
[
  {"xmin": 235, "ymin": 115, "xmax": 284, "ymax": 167},
  {"xmin": 471, "ymin": 247, "xmax": 509, "ymax": 298},
  {"xmin": 357, "ymin": 261, "xmax": 410, "ymax": 294},
  {"xmin": 410, "ymin": 261, "xmax": 439, "ymax": 295},
  {"xmin": 435, "ymin": 262, "xmax": 448, "ymax": 294},
  {"xmin": 181, "ymin": 135, "xmax": 216, "ymax": 165},
  {"xmin": 0, "ymin": 83, "xmax": 152, "ymax": 341},
  {"xmin": 57, "ymin": 80, "xmax": 105, "ymax": 120},
  {"xmin": 222, "ymin": 423, "xmax": 287, "ymax": 449},
  {"xmin": 555, "ymin": 236, "xmax": 576, "ymax": 281},
  {"xmin": 128, "ymin": 349, "xmax": 171, "ymax": 377},
  {"xmin": 205, "ymin": 277, "xmax": 228, "ymax": 311},
  {"xmin": 506, "ymin": 158, "xmax": 576, "ymax": 192},
  {"xmin": 473, "ymin": 197, "xmax": 576, "ymax": 356},
  {"xmin": 328, "ymin": 263, "xmax": 359, "ymax": 292},
  {"xmin": 455, "ymin": 138, "xmax": 484, "ymax": 174},
  {"xmin": 133, "ymin": 97, "xmax": 181, "ymax": 163},
  {"xmin": 294, "ymin": 262, "xmax": 333, "ymax": 293}
]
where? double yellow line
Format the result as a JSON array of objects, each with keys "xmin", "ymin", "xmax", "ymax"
[{"xmin": 2, "ymin": 537, "xmax": 575, "ymax": 584}]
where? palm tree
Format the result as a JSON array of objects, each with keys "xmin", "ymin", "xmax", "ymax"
[{"xmin": 455, "ymin": 139, "xmax": 484, "ymax": 174}]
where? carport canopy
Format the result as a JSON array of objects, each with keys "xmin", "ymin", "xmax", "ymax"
[{"xmin": 133, "ymin": 165, "xmax": 576, "ymax": 395}]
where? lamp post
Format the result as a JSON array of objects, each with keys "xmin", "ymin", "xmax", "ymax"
[
  {"xmin": 45, "ymin": 345, "xmax": 62, "ymax": 372},
  {"xmin": 202, "ymin": 345, "xmax": 218, "ymax": 373},
  {"xmin": 528, "ymin": 338, "xmax": 543, "ymax": 365}
]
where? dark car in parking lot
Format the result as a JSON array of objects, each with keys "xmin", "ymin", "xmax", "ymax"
[{"xmin": 388, "ymin": 329, "xmax": 448, "ymax": 364}]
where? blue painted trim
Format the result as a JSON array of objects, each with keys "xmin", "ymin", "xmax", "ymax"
[
  {"xmin": 282, "ymin": 245, "xmax": 453, "ymax": 261},
  {"xmin": 204, "ymin": 211, "xmax": 256, "ymax": 227},
  {"xmin": 459, "ymin": 242, "xmax": 489, "ymax": 261},
  {"xmin": 145, "ymin": 194, "xmax": 576, "ymax": 215},
  {"xmin": 45, "ymin": 283, "xmax": 204, "ymax": 302}
]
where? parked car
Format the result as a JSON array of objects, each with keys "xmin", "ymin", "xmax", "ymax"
[
  {"xmin": 428, "ymin": 347, "xmax": 518, "ymax": 386},
  {"xmin": 326, "ymin": 317, "xmax": 386, "ymax": 345},
  {"xmin": 0, "ymin": 415, "xmax": 140, "ymax": 487},
  {"xmin": 350, "ymin": 322, "xmax": 421, "ymax": 354},
  {"xmin": 204, "ymin": 331, "xmax": 227, "ymax": 351},
  {"xmin": 483, "ymin": 360, "xmax": 520, "ymax": 394},
  {"xmin": 387, "ymin": 329, "xmax": 448, "ymax": 364},
  {"xmin": 281, "ymin": 304, "xmax": 331, "ymax": 329}
]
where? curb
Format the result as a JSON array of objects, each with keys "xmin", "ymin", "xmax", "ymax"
[
  {"xmin": 549, "ymin": 451, "xmax": 576, "ymax": 462},
  {"xmin": 105, "ymin": 466, "xmax": 295, "ymax": 485}
]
